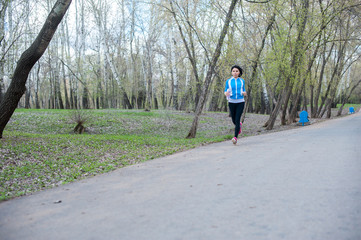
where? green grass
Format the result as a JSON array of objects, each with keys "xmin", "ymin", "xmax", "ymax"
[
  {"xmin": 2, "ymin": 105, "xmax": 357, "ymax": 201},
  {"xmin": 337, "ymin": 103, "xmax": 361, "ymax": 110},
  {"xmin": 0, "ymin": 109, "xmax": 233, "ymax": 201}
]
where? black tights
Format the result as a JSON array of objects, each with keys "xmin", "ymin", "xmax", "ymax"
[{"xmin": 228, "ymin": 102, "xmax": 245, "ymax": 138}]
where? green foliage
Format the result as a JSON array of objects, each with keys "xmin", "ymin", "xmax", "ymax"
[{"xmin": 0, "ymin": 109, "xmax": 232, "ymax": 201}]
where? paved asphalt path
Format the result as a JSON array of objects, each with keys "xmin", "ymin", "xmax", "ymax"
[{"xmin": 1, "ymin": 112, "xmax": 361, "ymax": 240}]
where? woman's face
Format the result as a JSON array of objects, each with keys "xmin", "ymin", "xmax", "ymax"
[{"xmin": 232, "ymin": 68, "xmax": 240, "ymax": 78}]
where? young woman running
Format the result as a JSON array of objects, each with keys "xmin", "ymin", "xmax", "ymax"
[{"xmin": 224, "ymin": 65, "xmax": 247, "ymax": 145}]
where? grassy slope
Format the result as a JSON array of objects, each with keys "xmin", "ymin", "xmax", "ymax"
[
  {"xmin": 0, "ymin": 109, "xmax": 233, "ymax": 200},
  {"xmin": 1, "ymin": 105, "xmax": 360, "ymax": 201}
]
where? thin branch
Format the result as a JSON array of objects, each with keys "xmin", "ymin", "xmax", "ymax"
[
  {"xmin": 172, "ymin": 1, "xmax": 211, "ymax": 63},
  {"xmin": 325, "ymin": 38, "xmax": 361, "ymax": 43},
  {"xmin": 58, "ymin": 57, "xmax": 86, "ymax": 86},
  {"xmin": 245, "ymin": 0, "xmax": 272, "ymax": 3},
  {"xmin": 0, "ymin": 34, "xmax": 23, "ymax": 62},
  {"xmin": 305, "ymin": 3, "xmax": 361, "ymax": 51}
]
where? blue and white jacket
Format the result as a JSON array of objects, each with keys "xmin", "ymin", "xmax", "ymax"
[{"xmin": 224, "ymin": 77, "xmax": 246, "ymax": 103}]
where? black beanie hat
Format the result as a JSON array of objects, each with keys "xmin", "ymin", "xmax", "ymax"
[{"xmin": 231, "ymin": 65, "xmax": 243, "ymax": 77}]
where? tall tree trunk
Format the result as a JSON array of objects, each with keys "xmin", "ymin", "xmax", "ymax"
[
  {"xmin": 312, "ymin": 42, "xmax": 335, "ymax": 117},
  {"xmin": 282, "ymin": 1, "xmax": 310, "ymax": 125},
  {"xmin": 145, "ymin": 42, "xmax": 153, "ymax": 111},
  {"xmin": 208, "ymin": 74, "xmax": 223, "ymax": 111},
  {"xmin": 264, "ymin": 91, "xmax": 283, "ymax": 129},
  {"xmin": 55, "ymin": 60, "xmax": 64, "ymax": 109},
  {"xmin": 0, "ymin": 64, "xmax": 4, "ymax": 105},
  {"xmin": 61, "ymin": 59, "xmax": 70, "ymax": 109},
  {"xmin": 129, "ymin": 0, "xmax": 137, "ymax": 109},
  {"xmin": 321, "ymin": 12, "xmax": 353, "ymax": 118},
  {"xmin": 242, "ymin": 11, "xmax": 276, "ymax": 122},
  {"xmin": 25, "ymin": 80, "xmax": 31, "ymax": 108},
  {"xmin": 0, "ymin": 0, "xmax": 72, "ymax": 138},
  {"xmin": 337, "ymin": 79, "xmax": 361, "ymax": 116},
  {"xmin": 170, "ymin": 1, "xmax": 201, "ymax": 111},
  {"xmin": 91, "ymin": 0, "xmax": 132, "ymax": 110},
  {"xmin": 280, "ymin": 83, "xmax": 293, "ymax": 125},
  {"xmin": 82, "ymin": 85, "xmax": 89, "ymax": 109},
  {"xmin": 104, "ymin": 48, "xmax": 132, "ymax": 109},
  {"xmin": 265, "ymin": 0, "xmax": 310, "ymax": 130},
  {"xmin": 61, "ymin": 19, "xmax": 70, "ymax": 109},
  {"xmin": 35, "ymin": 63, "xmax": 41, "ymax": 109},
  {"xmin": 70, "ymin": 76, "xmax": 76, "ymax": 109},
  {"xmin": 288, "ymin": 31, "xmax": 323, "ymax": 124},
  {"xmin": 74, "ymin": 0, "xmax": 85, "ymax": 109},
  {"xmin": 143, "ymin": 3, "xmax": 157, "ymax": 111},
  {"xmin": 186, "ymin": 0, "xmax": 238, "ymax": 138},
  {"xmin": 48, "ymin": 54, "xmax": 55, "ymax": 109},
  {"xmin": 0, "ymin": 1, "xmax": 10, "ymax": 104},
  {"xmin": 167, "ymin": 25, "xmax": 178, "ymax": 109},
  {"xmin": 317, "ymin": 40, "xmax": 346, "ymax": 118},
  {"xmin": 24, "ymin": 1, "xmax": 31, "ymax": 109}
]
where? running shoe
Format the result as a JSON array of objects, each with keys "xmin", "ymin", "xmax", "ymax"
[{"xmin": 232, "ymin": 137, "xmax": 237, "ymax": 145}]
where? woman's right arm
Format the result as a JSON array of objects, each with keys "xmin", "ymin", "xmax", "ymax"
[{"xmin": 224, "ymin": 80, "xmax": 230, "ymax": 96}]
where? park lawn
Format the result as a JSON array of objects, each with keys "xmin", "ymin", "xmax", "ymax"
[
  {"xmin": 1, "ymin": 105, "xmax": 359, "ymax": 201},
  {"xmin": 0, "ymin": 109, "xmax": 232, "ymax": 201},
  {"xmin": 337, "ymin": 103, "xmax": 361, "ymax": 111}
]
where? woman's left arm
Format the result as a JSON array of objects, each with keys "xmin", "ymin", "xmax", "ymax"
[{"xmin": 242, "ymin": 79, "xmax": 247, "ymax": 97}]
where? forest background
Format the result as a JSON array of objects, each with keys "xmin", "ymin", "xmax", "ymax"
[{"xmin": 1, "ymin": 0, "xmax": 361, "ymax": 129}]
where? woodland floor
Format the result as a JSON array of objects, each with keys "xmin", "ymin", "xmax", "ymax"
[{"xmin": 0, "ymin": 106, "xmax": 359, "ymax": 201}]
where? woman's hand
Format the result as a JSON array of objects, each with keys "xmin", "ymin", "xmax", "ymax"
[
  {"xmin": 242, "ymin": 92, "xmax": 247, "ymax": 97},
  {"xmin": 225, "ymin": 91, "xmax": 231, "ymax": 97}
]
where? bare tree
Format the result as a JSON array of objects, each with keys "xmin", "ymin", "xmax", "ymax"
[
  {"xmin": 60, "ymin": 17, "xmax": 71, "ymax": 109},
  {"xmin": 186, "ymin": 0, "xmax": 238, "ymax": 138},
  {"xmin": 241, "ymin": 9, "xmax": 276, "ymax": 123},
  {"xmin": 169, "ymin": 1, "xmax": 205, "ymax": 111},
  {"xmin": 264, "ymin": 0, "xmax": 310, "ymax": 130},
  {"xmin": 142, "ymin": 3, "xmax": 160, "ymax": 111},
  {"xmin": 0, "ymin": 0, "xmax": 72, "ymax": 138},
  {"xmin": 337, "ymin": 79, "xmax": 361, "ymax": 116},
  {"xmin": 0, "ymin": 0, "xmax": 11, "ymax": 104}
]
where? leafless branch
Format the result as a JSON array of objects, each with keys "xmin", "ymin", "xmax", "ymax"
[
  {"xmin": 57, "ymin": 57, "xmax": 86, "ymax": 87},
  {"xmin": 0, "ymin": 34, "xmax": 23, "ymax": 63},
  {"xmin": 245, "ymin": 0, "xmax": 272, "ymax": 3}
]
